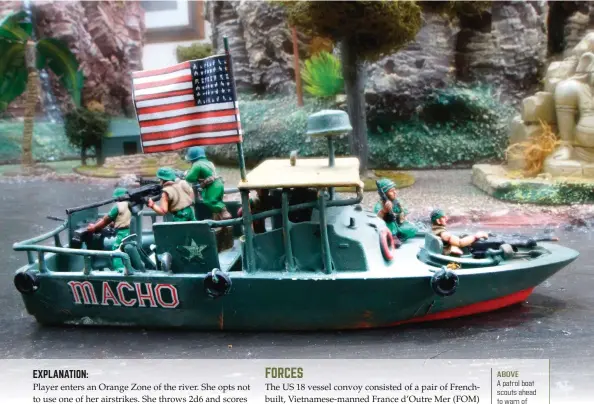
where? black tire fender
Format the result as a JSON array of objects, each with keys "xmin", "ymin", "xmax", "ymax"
[
  {"xmin": 431, "ymin": 267, "xmax": 459, "ymax": 297},
  {"xmin": 204, "ymin": 269, "xmax": 232, "ymax": 299},
  {"xmin": 14, "ymin": 271, "xmax": 40, "ymax": 295}
]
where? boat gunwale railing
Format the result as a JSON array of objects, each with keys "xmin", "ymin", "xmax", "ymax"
[
  {"xmin": 13, "ymin": 219, "xmax": 135, "ymax": 276},
  {"xmin": 12, "ymin": 186, "xmax": 362, "ymax": 277}
]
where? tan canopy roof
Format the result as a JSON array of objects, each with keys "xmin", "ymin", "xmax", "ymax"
[{"xmin": 238, "ymin": 157, "xmax": 364, "ymax": 190}]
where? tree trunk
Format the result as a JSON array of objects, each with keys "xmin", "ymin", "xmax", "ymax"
[
  {"xmin": 291, "ymin": 26, "xmax": 303, "ymax": 107},
  {"xmin": 340, "ymin": 40, "xmax": 368, "ymax": 175},
  {"xmin": 80, "ymin": 147, "xmax": 87, "ymax": 166},
  {"xmin": 95, "ymin": 142, "xmax": 105, "ymax": 166},
  {"xmin": 21, "ymin": 41, "xmax": 39, "ymax": 170}
]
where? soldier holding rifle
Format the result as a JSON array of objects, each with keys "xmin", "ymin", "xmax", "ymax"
[
  {"xmin": 146, "ymin": 167, "xmax": 196, "ymax": 222},
  {"xmin": 374, "ymin": 178, "xmax": 418, "ymax": 247},
  {"xmin": 86, "ymin": 187, "xmax": 131, "ymax": 272}
]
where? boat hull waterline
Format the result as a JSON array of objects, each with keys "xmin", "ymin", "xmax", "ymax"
[{"xmin": 15, "ymin": 241, "xmax": 578, "ymax": 331}]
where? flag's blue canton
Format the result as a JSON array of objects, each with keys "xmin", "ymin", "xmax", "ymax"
[{"xmin": 190, "ymin": 55, "xmax": 236, "ymax": 106}]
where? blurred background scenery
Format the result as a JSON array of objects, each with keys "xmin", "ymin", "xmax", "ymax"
[{"xmin": 0, "ymin": 0, "xmax": 592, "ymax": 184}]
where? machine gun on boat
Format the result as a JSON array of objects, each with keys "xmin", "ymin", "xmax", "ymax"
[{"xmin": 470, "ymin": 234, "xmax": 560, "ymax": 259}]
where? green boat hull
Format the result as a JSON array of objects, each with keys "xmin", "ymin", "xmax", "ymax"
[{"xmin": 15, "ymin": 239, "xmax": 578, "ymax": 331}]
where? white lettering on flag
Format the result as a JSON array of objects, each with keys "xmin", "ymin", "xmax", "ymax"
[{"xmin": 131, "ymin": 56, "xmax": 242, "ymax": 153}]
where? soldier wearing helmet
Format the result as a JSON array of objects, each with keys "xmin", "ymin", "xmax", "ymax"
[
  {"xmin": 374, "ymin": 178, "xmax": 418, "ymax": 246},
  {"xmin": 86, "ymin": 187, "xmax": 132, "ymax": 272},
  {"xmin": 184, "ymin": 146, "xmax": 231, "ymax": 221},
  {"xmin": 146, "ymin": 167, "xmax": 196, "ymax": 222},
  {"xmin": 430, "ymin": 209, "xmax": 489, "ymax": 256}
]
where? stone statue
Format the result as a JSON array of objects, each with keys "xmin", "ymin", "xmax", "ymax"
[
  {"xmin": 472, "ymin": 32, "xmax": 594, "ymax": 203},
  {"xmin": 505, "ymin": 32, "xmax": 594, "ymax": 179},
  {"xmin": 545, "ymin": 51, "xmax": 594, "ymax": 177}
]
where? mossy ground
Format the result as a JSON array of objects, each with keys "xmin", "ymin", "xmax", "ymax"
[
  {"xmin": 0, "ymin": 120, "xmax": 77, "ymax": 164},
  {"xmin": 494, "ymin": 182, "xmax": 594, "ymax": 205}
]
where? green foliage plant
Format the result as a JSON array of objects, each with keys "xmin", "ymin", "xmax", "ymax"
[
  {"xmin": 176, "ymin": 42, "xmax": 213, "ymax": 63},
  {"xmin": 302, "ymin": 51, "xmax": 344, "ymax": 98},
  {"xmin": 65, "ymin": 103, "xmax": 109, "ymax": 166}
]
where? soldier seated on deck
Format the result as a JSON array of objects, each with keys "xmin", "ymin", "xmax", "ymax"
[
  {"xmin": 146, "ymin": 167, "xmax": 196, "ymax": 222},
  {"xmin": 430, "ymin": 209, "xmax": 488, "ymax": 256},
  {"xmin": 86, "ymin": 187, "xmax": 131, "ymax": 272}
]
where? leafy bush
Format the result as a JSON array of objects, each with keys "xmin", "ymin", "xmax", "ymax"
[
  {"xmin": 418, "ymin": 84, "xmax": 503, "ymax": 123},
  {"xmin": 369, "ymin": 85, "xmax": 515, "ymax": 168},
  {"xmin": 64, "ymin": 105, "xmax": 109, "ymax": 166},
  {"xmin": 301, "ymin": 51, "xmax": 344, "ymax": 98},
  {"xmin": 176, "ymin": 42, "xmax": 213, "ymax": 63},
  {"xmin": 208, "ymin": 85, "xmax": 515, "ymax": 170}
]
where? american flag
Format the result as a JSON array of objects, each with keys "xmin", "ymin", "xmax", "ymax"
[{"xmin": 131, "ymin": 55, "xmax": 242, "ymax": 154}]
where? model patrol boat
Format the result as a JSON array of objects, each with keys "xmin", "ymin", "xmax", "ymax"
[
  {"xmin": 12, "ymin": 108, "xmax": 579, "ymax": 330},
  {"xmin": 11, "ymin": 41, "xmax": 579, "ymax": 330}
]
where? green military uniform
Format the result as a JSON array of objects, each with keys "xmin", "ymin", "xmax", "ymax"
[
  {"xmin": 374, "ymin": 179, "xmax": 418, "ymax": 241},
  {"xmin": 430, "ymin": 209, "xmax": 451, "ymax": 255},
  {"xmin": 156, "ymin": 167, "xmax": 196, "ymax": 222},
  {"xmin": 184, "ymin": 147, "xmax": 226, "ymax": 215},
  {"xmin": 107, "ymin": 188, "xmax": 131, "ymax": 272}
]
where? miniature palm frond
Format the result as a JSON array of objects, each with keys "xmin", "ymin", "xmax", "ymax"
[
  {"xmin": 0, "ymin": 10, "xmax": 32, "ymax": 41},
  {"xmin": 301, "ymin": 51, "xmax": 344, "ymax": 98},
  {"xmin": 0, "ymin": 38, "xmax": 27, "ymax": 111}
]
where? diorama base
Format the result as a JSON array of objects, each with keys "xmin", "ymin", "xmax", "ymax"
[{"xmin": 472, "ymin": 164, "xmax": 594, "ymax": 205}]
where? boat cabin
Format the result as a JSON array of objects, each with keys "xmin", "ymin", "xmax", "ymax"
[{"xmin": 236, "ymin": 156, "xmax": 365, "ymax": 274}]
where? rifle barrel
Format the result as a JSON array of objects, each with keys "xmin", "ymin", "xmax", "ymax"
[
  {"xmin": 46, "ymin": 215, "xmax": 66, "ymax": 222},
  {"xmin": 66, "ymin": 198, "xmax": 117, "ymax": 215}
]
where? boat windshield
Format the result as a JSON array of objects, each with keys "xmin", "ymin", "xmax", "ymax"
[{"xmin": 237, "ymin": 157, "xmax": 364, "ymax": 190}]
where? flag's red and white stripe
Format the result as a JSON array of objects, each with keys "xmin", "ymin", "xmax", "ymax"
[{"xmin": 131, "ymin": 60, "xmax": 241, "ymax": 153}]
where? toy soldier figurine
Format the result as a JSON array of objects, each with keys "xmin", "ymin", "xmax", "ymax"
[
  {"xmin": 184, "ymin": 146, "xmax": 231, "ymax": 220},
  {"xmin": 374, "ymin": 178, "xmax": 418, "ymax": 247},
  {"xmin": 430, "ymin": 209, "xmax": 489, "ymax": 256},
  {"xmin": 86, "ymin": 187, "xmax": 130, "ymax": 272},
  {"xmin": 147, "ymin": 167, "xmax": 196, "ymax": 222},
  {"xmin": 238, "ymin": 189, "xmax": 280, "ymax": 233}
]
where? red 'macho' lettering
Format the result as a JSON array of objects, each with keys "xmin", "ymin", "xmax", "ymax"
[
  {"xmin": 155, "ymin": 284, "xmax": 180, "ymax": 309},
  {"xmin": 68, "ymin": 281, "xmax": 98, "ymax": 305},
  {"xmin": 135, "ymin": 283, "xmax": 158, "ymax": 307},
  {"xmin": 101, "ymin": 282, "xmax": 121, "ymax": 306},
  {"xmin": 117, "ymin": 282, "xmax": 137, "ymax": 307}
]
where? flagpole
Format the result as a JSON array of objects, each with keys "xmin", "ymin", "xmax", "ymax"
[
  {"xmin": 224, "ymin": 36, "xmax": 255, "ymax": 272},
  {"xmin": 223, "ymin": 36, "xmax": 247, "ymax": 182}
]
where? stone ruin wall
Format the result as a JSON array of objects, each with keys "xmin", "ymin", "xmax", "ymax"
[{"xmin": 0, "ymin": 0, "xmax": 145, "ymax": 118}]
